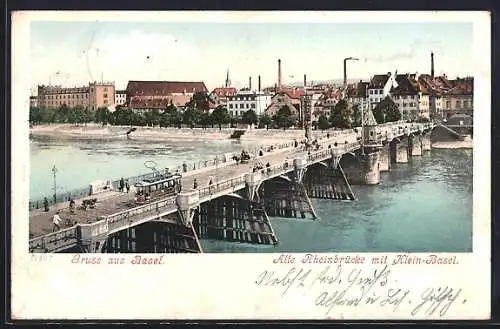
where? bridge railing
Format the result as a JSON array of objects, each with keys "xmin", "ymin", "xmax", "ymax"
[
  {"xmin": 198, "ymin": 176, "xmax": 246, "ymax": 199},
  {"xmin": 29, "ymin": 226, "xmax": 78, "ymax": 252}
]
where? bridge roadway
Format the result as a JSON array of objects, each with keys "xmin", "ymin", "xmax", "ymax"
[
  {"xmin": 29, "ymin": 121, "xmax": 435, "ymax": 252},
  {"xmin": 29, "ymin": 129, "xmax": 358, "ymax": 239}
]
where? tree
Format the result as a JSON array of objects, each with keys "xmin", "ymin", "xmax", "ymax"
[
  {"xmin": 317, "ymin": 114, "xmax": 330, "ymax": 130},
  {"xmin": 241, "ymin": 109, "xmax": 258, "ymax": 126},
  {"xmin": 272, "ymin": 105, "xmax": 296, "ymax": 130},
  {"xmin": 259, "ymin": 113, "xmax": 272, "ymax": 130},
  {"xmin": 329, "ymin": 99, "xmax": 352, "ymax": 128},
  {"xmin": 186, "ymin": 92, "xmax": 211, "ymax": 113},
  {"xmin": 372, "ymin": 96, "xmax": 401, "ymax": 124},
  {"xmin": 351, "ymin": 104, "xmax": 362, "ymax": 127},
  {"xmin": 29, "ymin": 107, "xmax": 42, "ymax": 125},
  {"xmin": 95, "ymin": 107, "xmax": 112, "ymax": 125},
  {"xmin": 40, "ymin": 108, "xmax": 57, "ymax": 123},
  {"xmin": 199, "ymin": 112, "xmax": 211, "ymax": 129},
  {"xmin": 182, "ymin": 109, "xmax": 200, "ymax": 128},
  {"xmin": 210, "ymin": 106, "xmax": 230, "ymax": 130}
]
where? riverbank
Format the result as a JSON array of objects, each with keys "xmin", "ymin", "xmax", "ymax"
[
  {"xmin": 30, "ymin": 124, "xmax": 310, "ymax": 143},
  {"xmin": 432, "ymin": 140, "xmax": 473, "ymax": 149}
]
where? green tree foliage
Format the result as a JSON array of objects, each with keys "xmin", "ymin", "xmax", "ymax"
[
  {"xmin": 29, "ymin": 107, "xmax": 42, "ymax": 125},
  {"xmin": 317, "ymin": 114, "xmax": 330, "ymax": 130},
  {"xmin": 351, "ymin": 104, "xmax": 362, "ymax": 127},
  {"xmin": 199, "ymin": 112, "xmax": 211, "ymax": 129},
  {"xmin": 328, "ymin": 99, "xmax": 352, "ymax": 128},
  {"xmin": 372, "ymin": 96, "xmax": 401, "ymax": 124},
  {"xmin": 258, "ymin": 113, "xmax": 272, "ymax": 130},
  {"xmin": 241, "ymin": 109, "xmax": 258, "ymax": 126},
  {"xmin": 272, "ymin": 105, "xmax": 297, "ymax": 130},
  {"xmin": 95, "ymin": 107, "xmax": 113, "ymax": 125},
  {"xmin": 182, "ymin": 109, "xmax": 200, "ymax": 128},
  {"xmin": 211, "ymin": 106, "xmax": 230, "ymax": 130},
  {"xmin": 186, "ymin": 92, "xmax": 211, "ymax": 113}
]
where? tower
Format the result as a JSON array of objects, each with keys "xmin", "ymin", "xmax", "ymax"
[
  {"xmin": 225, "ymin": 69, "xmax": 231, "ymax": 88},
  {"xmin": 278, "ymin": 59, "xmax": 282, "ymax": 91},
  {"xmin": 431, "ymin": 51, "xmax": 435, "ymax": 78}
]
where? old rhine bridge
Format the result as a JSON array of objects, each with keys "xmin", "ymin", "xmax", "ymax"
[{"xmin": 29, "ymin": 121, "xmax": 435, "ymax": 253}]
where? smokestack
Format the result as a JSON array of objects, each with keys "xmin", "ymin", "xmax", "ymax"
[
  {"xmin": 431, "ymin": 52, "xmax": 435, "ymax": 78},
  {"xmin": 304, "ymin": 74, "xmax": 307, "ymax": 87},
  {"xmin": 258, "ymin": 75, "xmax": 261, "ymax": 91},
  {"xmin": 249, "ymin": 76, "xmax": 252, "ymax": 90},
  {"xmin": 278, "ymin": 59, "xmax": 282, "ymax": 91}
]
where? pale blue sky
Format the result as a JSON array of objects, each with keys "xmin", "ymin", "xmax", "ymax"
[{"xmin": 30, "ymin": 21, "xmax": 473, "ymax": 90}]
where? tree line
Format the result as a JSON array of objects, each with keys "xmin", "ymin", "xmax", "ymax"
[{"xmin": 29, "ymin": 92, "xmax": 408, "ymax": 130}]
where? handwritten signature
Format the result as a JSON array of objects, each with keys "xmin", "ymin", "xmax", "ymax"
[{"xmin": 254, "ymin": 265, "xmax": 465, "ymax": 317}]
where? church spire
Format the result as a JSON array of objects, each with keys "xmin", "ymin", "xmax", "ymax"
[{"xmin": 225, "ymin": 69, "xmax": 231, "ymax": 87}]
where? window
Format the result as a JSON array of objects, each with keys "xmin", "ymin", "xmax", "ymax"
[
  {"xmin": 251, "ymin": 103, "xmax": 256, "ymax": 108},
  {"xmin": 229, "ymin": 104, "xmax": 233, "ymax": 109},
  {"xmin": 104, "ymin": 93, "xmax": 108, "ymax": 98},
  {"xmin": 240, "ymin": 104, "xmax": 244, "ymax": 109},
  {"xmin": 104, "ymin": 87, "xmax": 108, "ymax": 92},
  {"xmin": 104, "ymin": 100, "xmax": 108, "ymax": 105},
  {"xmin": 246, "ymin": 104, "xmax": 249, "ymax": 108},
  {"xmin": 369, "ymin": 90, "xmax": 373, "ymax": 95}
]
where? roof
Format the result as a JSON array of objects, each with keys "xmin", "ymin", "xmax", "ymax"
[
  {"xmin": 116, "ymin": 90, "xmax": 127, "ymax": 94},
  {"xmin": 447, "ymin": 77, "xmax": 473, "ymax": 95},
  {"xmin": 211, "ymin": 87, "xmax": 238, "ymax": 97},
  {"xmin": 369, "ymin": 74, "xmax": 390, "ymax": 89},
  {"xmin": 346, "ymin": 81, "xmax": 369, "ymax": 98},
  {"xmin": 126, "ymin": 81, "xmax": 207, "ymax": 96},
  {"xmin": 129, "ymin": 98, "xmax": 172, "ymax": 110},
  {"xmin": 281, "ymin": 87, "xmax": 305, "ymax": 99},
  {"xmin": 391, "ymin": 74, "xmax": 420, "ymax": 95}
]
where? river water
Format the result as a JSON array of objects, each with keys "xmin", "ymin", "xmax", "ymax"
[{"xmin": 29, "ymin": 135, "xmax": 473, "ymax": 253}]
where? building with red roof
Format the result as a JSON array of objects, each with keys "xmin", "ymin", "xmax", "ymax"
[{"xmin": 125, "ymin": 80, "xmax": 207, "ymax": 112}]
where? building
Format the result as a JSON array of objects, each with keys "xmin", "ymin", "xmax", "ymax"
[
  {"xmin": 346, "ymin": 81, "xmax": 370, "ymax": 114},
  {"xmin": 227, "ymin": 89, "xmax": 272, "ymax": 117},
  {"xmin": 126, "ymin": 80, "xmax": 207, "ymax": 112},
  {"xmin": 37, "ymin": 81, "xmax": 115, "ymax": 111},
  {"xmin": 368, "ymin": 74, "xmax": 391, "ymax": 109},
  {"xmin": 264, "ymin": 87, "xmax": 305, "ymax": 119},
  {"xmin": 115, "ymin": 90, "xmax": 127, "ymax": 106},
  {"xmin": 390, "ymin": 74, "xmax": 422, "ymax": 121},
  {"xmin": 210, "ymin": 87, "xmax": 238, "ymax": 107},
  {"xmin": 29, "ymin": 96, "xmax": 38, "ymax": 108},
  {"xmin": 443, "ymin": 77, "xmax": 473, "ymax": 116}
]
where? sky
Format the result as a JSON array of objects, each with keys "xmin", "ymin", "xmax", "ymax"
[{"xmin": 29, "ymin": 18, "xmax": 474, "ymax": 92}]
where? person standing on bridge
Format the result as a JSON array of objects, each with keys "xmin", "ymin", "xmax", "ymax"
[
  {"xmin": 119, "ymin": 177, "xmax": 125, "ymax": 192},
  {"xmin": 43, "ymin": 197, "xmax": 49, "ymax": 212},
  {"xmin": 125, "ymin": 180, "xmax": 130, "ymax": 193},
  {"xmin": 193, "ymin": 178, "xmax": 198, "ymax": 189},
  {"xmin": 52, "ymin": 211, "xmax": 62, "ymax": 232}
]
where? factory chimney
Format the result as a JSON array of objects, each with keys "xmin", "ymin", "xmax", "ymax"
[
  {"xmin": 304, "ymin": 74, "xmax": 307, "ymax": 88},
  {"xmin": 258, "ymin": 75, "xmax": 261, "ymax": 91},
  {"xmin": 431, "ymin": 51, "xmax": 435, "ymax": 78},
  {"xmin": 249, "ymin": 76, "xmax": 252, "ymax": 90},
  {"xmin": 278, "ymin": 59, "xmax": 282, "ymax": 91}
]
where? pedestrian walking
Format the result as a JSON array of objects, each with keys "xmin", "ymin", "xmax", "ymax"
[
  {"xmin": 193, "ymin": 178, "xmax": 198, "ymax": 189},
  {"xmin": 125, "ymin": 180, "xmax": 130, "ymax": 193},
  {"xmin": 52, "ymin": 211, "xmax": 62, "ymax": 232},
  {"xmin": 43, "ymin": 197, "xmax": 49, "ymax": 212},
  {"xmin": 119, "ymin": 177, "xmax": 125, "ymax": 192},
  {"xmin": 69, "ymin": 199, "xmax": 75, "ymax": 214}
]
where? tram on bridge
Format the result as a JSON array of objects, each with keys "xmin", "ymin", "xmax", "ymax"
[{"xmin": 134, "ymin": 173, "xmax": 182, "ymax": 205}]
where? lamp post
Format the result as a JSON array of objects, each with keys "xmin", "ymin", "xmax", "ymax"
[
  {"xmin": 51, "ymin": 165, "xmax": 57, "ymax": 204},
  {"xmin": 343, "ymin": 57, "xmax": 359, "ymax": 88}
]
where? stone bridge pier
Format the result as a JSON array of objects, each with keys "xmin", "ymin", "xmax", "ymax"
[
  {"xmin": 340, "ymin": 150, "xmax": 381, "ymax": 185},
  {"xmin": 408, "ymin": 133, "xmax": 423, "ymax": 156},
  {"xmin": 390, "ymin": 137, "xmax": 409, "ymax": 164},
  {"xmin": 378, "ymin": 143, "xmax": 391, "ymax": 172},
  {"xmin": 421, "ymin": 132, "xmax": 432, "ymax": 151}
]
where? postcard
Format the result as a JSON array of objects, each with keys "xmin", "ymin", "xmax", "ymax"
[{"xmin": 11, "ymin": 10, "xmax": 490, "ymax": 320}]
